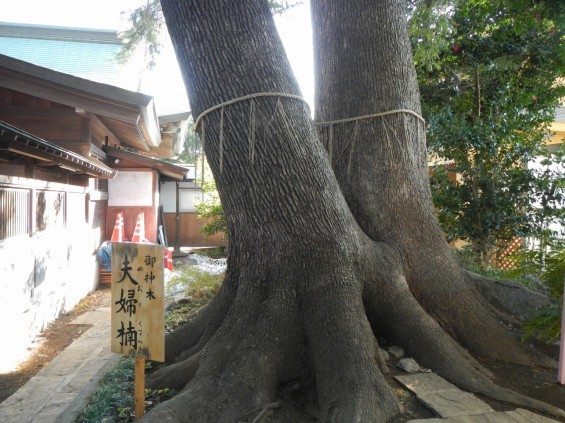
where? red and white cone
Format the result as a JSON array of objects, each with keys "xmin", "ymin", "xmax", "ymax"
[
  {"xmin": 111, "ymin": 212, "xmax": 124, "ymax": 242},
  {"xmin": 131, "ymin": 212, "xmax": 148, "ymax": 243}
]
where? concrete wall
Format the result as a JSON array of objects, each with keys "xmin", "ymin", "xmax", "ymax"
[{"xmin": 0, "ymin": 176, "xmax": 101, "ymax": 372}]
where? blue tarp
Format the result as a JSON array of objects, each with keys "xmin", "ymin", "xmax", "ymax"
[{"xmin": 96, "ymin": 241, "xmax": 112, "ymax": 271}]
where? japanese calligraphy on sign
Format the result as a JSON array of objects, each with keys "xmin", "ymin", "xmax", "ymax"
[{"xmin": 111, "ymin": 242, "xmax": 164, "ymax": 362}]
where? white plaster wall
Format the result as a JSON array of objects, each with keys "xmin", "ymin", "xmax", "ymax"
[
  {"xmin": 160, "ymin": 181, "xmax": 203, "ymax": 213},
  {"xmin": 0, "ymin": 225, "xmax": 98, "ymax": 372},
  {"xmin": 108, "ymin": 171, "xmax": 153, "ymax": 207}
]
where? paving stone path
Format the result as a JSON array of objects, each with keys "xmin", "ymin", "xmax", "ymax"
[
  {"xmin": 396, "ymin": 372, "xmax": 560, "ymax": 423},
  {"xmin": 0, "ymin": 308, "xmax": 120, "ymax": 423}
]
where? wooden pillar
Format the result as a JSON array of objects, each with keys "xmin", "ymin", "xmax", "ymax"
[{"xmin": 174, "ymin": 181, "xmax": 181, "ymax": 254}]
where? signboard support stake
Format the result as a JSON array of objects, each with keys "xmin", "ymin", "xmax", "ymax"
[
  {"xmin": 558, "ymin": 276, "xmax": 565, "ymax": 384},
  {"xmin": 135, "ymin": 351, "xmax": 146, "ymax": 420}
]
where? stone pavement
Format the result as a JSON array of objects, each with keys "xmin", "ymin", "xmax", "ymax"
[
  {"xmin": 0, "ymin": 307, "xmax": 120, "ymax": 423},
  {"xmin": 396, "ymin": 372, "xmax": 560, "ymax": 423}
]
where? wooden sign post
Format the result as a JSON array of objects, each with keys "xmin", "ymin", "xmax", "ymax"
[
  {"xmin": 111, "ymin": 242, "xmax": 165, "ymax": 419},
  {"xmin": 559, "ymin": 276, "xmax": 565, "ymax": 384},
  {"xmin": 135, "ymin": 351, "xmax": 146, "ymax": 419}
]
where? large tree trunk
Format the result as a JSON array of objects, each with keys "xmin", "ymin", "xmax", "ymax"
[
  {"xmin": 311, "ymin": 0, "xmax": 535, "ymax": 365},
  {"xmin": 142, "ymin": 0, "xmax": 564, "ymax": 421}
]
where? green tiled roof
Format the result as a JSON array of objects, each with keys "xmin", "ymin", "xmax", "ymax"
[{"xmin": 0, "ymin": 22, "xmax": 133, "ymax": 89}]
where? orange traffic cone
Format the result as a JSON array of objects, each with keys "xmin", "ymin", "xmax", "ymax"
[
  {"xmin": 111, "ymin": 212, "xmax": 124, "ymax": 242},
  {"xmin": 131, "ymin": 212, "xmax": 148, "ymax": 243}
]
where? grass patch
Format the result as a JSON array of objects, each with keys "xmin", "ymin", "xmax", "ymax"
[
  {"xmin": 76, "ymin": 357, "xmax": 134, "ymax": 422},
  {"xmin": 76, "ymin": 356, "xmax": 177, "ymax": 422},
  {"xmin": 165, "ymin": 267, "xmax": 224, "ymax": 332}
]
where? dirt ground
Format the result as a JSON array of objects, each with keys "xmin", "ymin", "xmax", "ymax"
[
  {"xmin": 0, "ymin": 284, "xmax": 563, "ymax": 422},
  {"xmin": 0, "ymin": 285, "xmax": 112, "ymax": 403}
]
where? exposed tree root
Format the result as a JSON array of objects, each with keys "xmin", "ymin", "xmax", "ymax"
[
  {"xmin": 464, "ymin": 270, "xmax": 555, "ymax": 326},
  {"xmin": 402, "ymin": 250, "xmax": 536, "ymax": 366},
  {"xmin": 143, "ymin": 267, "xmax": 307, "ymax": 421},
  {"xmin": 299, "ymin": 258, "xmax": 402, "ymax": 422},
  {"xmin": 148, "ymin": 354, "xmax": 200, "ymax": 391},
  {"xmin": 144, "ymin": 241, "xmax": 565, "ymax": 422},
  {"xmin": 362, "ymin": 245, "xmax": 565, "ymax": 418}
]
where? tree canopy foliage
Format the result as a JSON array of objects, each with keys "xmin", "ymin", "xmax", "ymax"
[
  {"xmin": 116, "ymin": 0, "xmax": 163, "ymax": 69},
  {"xmin": 116, "ymin": 0, "xmax": 301, "ymax": 69},
  {"xmin": 411, "ymin": 0, "xmax": 565, "ymax": 266}
]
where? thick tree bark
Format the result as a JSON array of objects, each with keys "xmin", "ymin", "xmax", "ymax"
[
  {"xmin": 311, "ymin": 0, "xmax": 536, "ymax": 365},
  {"xmin": 147, "ymin": 0, "xmax": 401, "ymax": 421},
  {"xmin": 142, "ymin": 0, "xmax": 564, "ymax": 421}
]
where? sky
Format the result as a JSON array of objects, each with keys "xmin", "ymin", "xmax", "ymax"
[{"xmin": 1, "ymin": 0, "xmax": 314, "ymax": 115}]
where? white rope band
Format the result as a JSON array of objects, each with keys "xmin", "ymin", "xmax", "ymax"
[
  {"xmin": 192, "ymin": 93, "xmax": 423, "ymax": 176},
  {"xmin": 193, "ymin": 92, "xmax": 309, "ymax": 131},
  {"xmin": 315, "ymin": 108, "xmax": 425, "ymax": 126}
]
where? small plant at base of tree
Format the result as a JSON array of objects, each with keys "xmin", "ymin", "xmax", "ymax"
[{"xmin": 76, "ymin": 357, "xmax": 135, "ymax": 423}]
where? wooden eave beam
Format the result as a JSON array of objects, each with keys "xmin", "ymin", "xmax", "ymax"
[
  {"xmin": 0, "ymin": 55, "xmax": 162, "ymax": 150},
  {"xmin": 0, "ymin": 123, "xmax": 116, "ymax": 178},
  {"xmin": 0, "ymin": 71, "xmax": 142, "ymax": 124},
  {"xmin": 88, "ymin": 112, "xmax": 122, "ymax": 148},
  {"xmin": 0, "ymin": 106, "xmax": 79, "ymax": 119}
]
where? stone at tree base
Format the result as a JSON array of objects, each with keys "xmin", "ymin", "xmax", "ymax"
[
  {"xmin": 465, "ymin": 272, "xmax": 551, "ymax": 321},
  {"xmin": 506, "ymin": 408, "xmax": 561, "ymax": 422},
  {"xmin": 399, "ymin": 373, "xmax": 561, "ymax": 422},
  {"xmin": 397, "ymin": 358, "xmax": 421, "ymax": 373},
  {"xmin": 379, "ymin": 348, "xmax": 390, "ymax": 361},
  {"xmin": 407, "ymin": 408, "xmax": 560, "ymax": 422},
  {"xmin": 395, "ymin": 372, "xmax": 458, "ymax": 394},
  {"xmin": 388, "ymin": 345, "xmax": 405, "ymax": 358},
  {"xmin": 417, "ymin": 389, "xmax": 494, "ymax": 418}
]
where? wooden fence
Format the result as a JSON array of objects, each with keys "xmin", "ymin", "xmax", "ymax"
[{"xmin": 162, "ymin": 212, "xmax": 226, "ymax": 247}]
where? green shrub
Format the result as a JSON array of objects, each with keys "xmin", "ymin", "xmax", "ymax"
[
  {"xmin": 457, "ymin": 245, "xmax": 563, "ymax": 344},
  {"xmin": 521, "ymin": 247, "xmax": 564, "ymax": 344}
]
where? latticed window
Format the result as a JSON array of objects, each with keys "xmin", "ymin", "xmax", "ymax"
[{"xmin": 0, "ymin": 187, "xmax": 31, "ymax": 240}]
